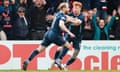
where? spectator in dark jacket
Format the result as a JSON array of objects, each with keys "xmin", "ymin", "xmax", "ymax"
[
  {"xmin": 28, "ymin": 0, "xmax": 50, "ymax": 40},
  {"xmin": 112, "ymin": 5, "xmax": 120, "ymax": 40},
  {"xmin": 13, "ymin": 7, "xmax": 30, "ymax": 40},
  {"xmin": 96, "ymin": 0, "xmax": 108, "ymax": 19},
  {"xmin": 0, "ymin": 0, "xmax": 15, "ymax": 40},
  {"xmin": 83, "ymin": 10, "xmax": 94, "ymax": 40}
]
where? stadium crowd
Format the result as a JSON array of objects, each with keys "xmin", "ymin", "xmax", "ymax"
[{"xmin": 0, "ymin": 0, "xmax": 120, "ymax": 40}]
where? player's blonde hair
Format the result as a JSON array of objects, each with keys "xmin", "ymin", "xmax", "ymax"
[{"xmin": 57, "ymin": 2, "xmax": 68, "ymax": 11}]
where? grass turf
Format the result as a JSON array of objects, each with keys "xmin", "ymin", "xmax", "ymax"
[{"xmin": 0, "ymin": 70, "xmax": 119, "ymax": 72}]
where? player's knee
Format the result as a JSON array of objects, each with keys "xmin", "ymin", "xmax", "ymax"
[
  {"xmin": 64, "ymin": 42, "xmax": 71, "ymax": 48},
  {"xmin": 37, "ymin": 45, "xmax": 46, "ymax": 52},
  {"xmin": 57, "ymin": 47, "xmax": 63, "ymax": 51}
]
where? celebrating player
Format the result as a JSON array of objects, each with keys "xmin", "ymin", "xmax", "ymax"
[
  {"xmin": 50, "ymin": 1, "xmax": 84, "ymax": 71},
  {"xmin": 22, "ymin": 2, "xmax": 81, "ymax": 71}
]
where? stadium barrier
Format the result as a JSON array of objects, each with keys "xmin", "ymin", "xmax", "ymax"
[{"xmin": 0, "ymin": 41, "xmax": 120, "ymax": 70}]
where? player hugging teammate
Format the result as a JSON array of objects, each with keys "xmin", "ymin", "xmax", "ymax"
[
  {"xmin": 49, "ymin": 1, "xmax": 84, "ymax": 71},
  {"xmin": 22, "ymin": 1, "xmax": 84, "ymax": 71}
]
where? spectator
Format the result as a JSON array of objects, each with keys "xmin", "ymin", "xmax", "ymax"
[
  {"xmin": 0, "ymin": 0, "xmax": 3, "ymax": 5},
  {"xmin": 0, "ymin": 0, "xmax": 15, "ymax": 40},
  {"xmin": 112, "ymin": 5, "xmax": 120, "ymax": 40},
  {"xmin": 16, "ymin": 0, "xmax": 28, "ymax": 9},
  {"xmin": 92, "ymin": 10, "xmax": 116, "ymax": 40},
  {"xmin": 96, "ymin": 0, "xmax": 108, "ymax": 19},
  {"xmin": 107, "ymin": 0, "xmax": 120, "ymax": 15},
  {"xmin": 28, "ymin": 0, "xmax": 50, "ymax": 40},
  {"xmin": 13, "ymin": 7, "xmax": 30, "ymax": 40},
  {"xmin": 82, "ymin": 10, "xmax": 94, "ymax": 40}
]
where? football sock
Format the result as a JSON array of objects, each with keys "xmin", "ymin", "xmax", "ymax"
[
  {"xmin": 54, "ymin": 50, "xmax": 60, "ymax": 59},
  {"xmin": 28, "ymin": 49, "xmax": 39, "ymax": 61},
  {"xmin": 59, "ymin": 47, "xmax": 69, "ymax": 59},
  {"xmin": 66, "ymin": 58, "xmax": 75, "ymax": 66}
]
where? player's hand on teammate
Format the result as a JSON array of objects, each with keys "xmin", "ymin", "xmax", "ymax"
[
  {"xmin": 66, "ymin": 15, "xmax": 82, "ymax": 25},
  {"xmin": 68, "ymin": 31, "xmax": 76, "ymax": 38},
  {"xmin": 66, "ymin": 15, "xmax": 76, "ymax": 22}
]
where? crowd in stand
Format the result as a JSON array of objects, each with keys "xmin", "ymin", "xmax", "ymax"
[{"xmin": 0, "ymin": 0, "xmax": 120, "ymax": 40}]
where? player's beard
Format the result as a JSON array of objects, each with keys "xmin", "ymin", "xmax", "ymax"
[{"xmin": 65, "ymin": 10, "xmax": 70, "ymax": 14}]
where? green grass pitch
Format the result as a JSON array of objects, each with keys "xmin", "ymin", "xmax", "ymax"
[{"xmin": 0, "ymin": 70, "xmax": 119, "ymax": 72}]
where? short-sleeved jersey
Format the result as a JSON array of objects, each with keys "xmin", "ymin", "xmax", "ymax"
[
  {"xmin": 68, "ymin": 12, "xmax": 84, "ymax": 38},
  {"xmin": 64, "ymin": 13, "xmax": 84, "ymax": 50},
  {"xmin": 41, "ymin": 11, "xmax": 67, "ymax": 46},
  {"xmin": 51, "ymin": 11, "xmax": 66, "ymax": 35}
]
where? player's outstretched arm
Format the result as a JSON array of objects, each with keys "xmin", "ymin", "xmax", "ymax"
[
  {"xmin": 59, "ymin": 20, "xmax": 75, "ymax": 38},
  {"xmin": 66, "ymin": 15, "xmax": 82, "ymax": 25}
]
